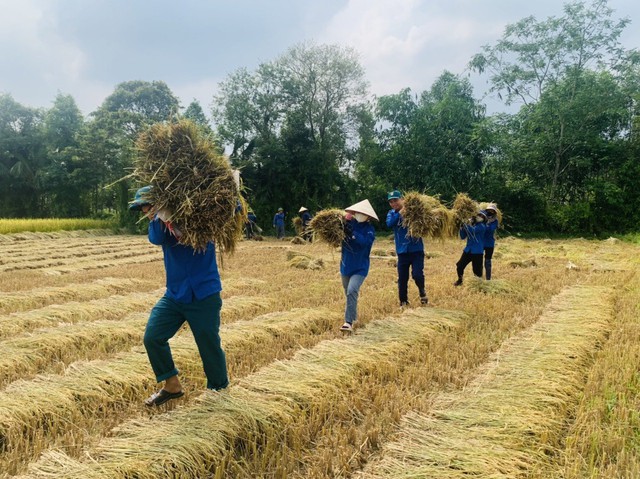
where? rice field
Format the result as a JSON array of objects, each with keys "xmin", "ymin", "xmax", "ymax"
[
  {"xmin": 0, "ymin": 219, "xmax": 116, "ymax": 235},
  {"xmin": 0, "ymin": 231, "xmax": 638, "ymax": 478}
]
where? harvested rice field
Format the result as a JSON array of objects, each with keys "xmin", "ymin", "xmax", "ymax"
[{"xmin": 0, "ymin": 231, "xmax": 639, "ymax": 478}]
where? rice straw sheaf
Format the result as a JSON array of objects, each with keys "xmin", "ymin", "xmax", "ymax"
[
  {"xmin": 20, "ymin": 308, "xmax": 461, "ymax": 479},
  {"xmin": 134, "ymin": 119, "xmax": 246, "ymax": 253},
  {"xmin": 0, "ymin": 289, "xmax": 163, "ymax": 339},
  {"xmin": 0, "ymin": 313, "xmax": 147, "ymax": 388},
  {"xmin": 401, "ymin": 192, "xmax": 456, "ymax": 239},
  {"xmin": 292, "ymin": 217, "xmax": 303, "ymax": 235},
  {"xmin": 0, "ymin": 278, "xmax": 149, "ymax": 314},
  {"xmin": 309, "ymin": 209, "xmax": 346, "ymax": 247},
  {"xmin": 5, "ymin": 308, "xmax": 340, "ymax": 476},
  {"xmin": 452, "ymin": 193, "xmax": 479, "ymax": 227},
  {"xmin": 287, "ymin": 255, "xmax": 324, "ymax": 270},
  {"xmin": 356, "ymin": 285, "xmax": 613, "ymax": 478}
]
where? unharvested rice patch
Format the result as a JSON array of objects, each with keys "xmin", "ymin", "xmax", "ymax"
[
  {"xmin": 3, "ymin": 308, "xmax": 340, "ymax": 476},
  {"xmin": 0, "ymin": 289, "xmax": 163, "ymax": 339},
  {"xmin": 0, "ymin": 229, "xmax": 115, "ymax": 243},
  {"xmin": 19, "ymin": 308, "xmax": 462, "ymax": 478},
  {"xmin": 0, "ymin": 278, "xmax": 152, "ymax": 314},
  {"xmin": 356, "ymin": 285, "xmax": 614, "ymax": 478}
]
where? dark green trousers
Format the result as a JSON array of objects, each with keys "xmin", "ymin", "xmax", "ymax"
[{"xmin": 143, "ymin": 293, "xmax": 228, "ymax": 390}]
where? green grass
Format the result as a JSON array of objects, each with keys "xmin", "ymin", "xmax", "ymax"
[{"xmin": 0, "ymin": 218, "xmax": 116, "ymax": 234}]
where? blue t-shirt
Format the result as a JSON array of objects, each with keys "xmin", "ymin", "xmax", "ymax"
[
  {"xmin": 386, "ymin": 209, "xmax": 424, "ymax": 254},
  {"xmin": 340, "ymin": 220, "xmax": 375, "ymax": 277},
  {"xmin": 148, "ymin": 219, "xmax": 222, "ymax": 303}
]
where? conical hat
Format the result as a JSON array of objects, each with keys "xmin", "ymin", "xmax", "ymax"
[
  {"xmin": 298, "ymin": 206, "xmax": 308, "ymax": 213},
  {"xmin": 345, "ymin": 199, "xmax": 379, "ymax": 221}
]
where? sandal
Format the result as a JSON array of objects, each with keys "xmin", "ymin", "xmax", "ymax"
[{"xmin": 145, "ymin": 388, "xmax": 184, "ymax": 407}]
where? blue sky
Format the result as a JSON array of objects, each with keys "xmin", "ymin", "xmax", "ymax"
[{"xmin": 1, "ymin": 0, "xmax": 638, "ymax": 116}]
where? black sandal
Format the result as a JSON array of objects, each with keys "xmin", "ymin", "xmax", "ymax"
[{"xmin": 145, "ymin": 388, "xmax": 184, "ymax": 407}]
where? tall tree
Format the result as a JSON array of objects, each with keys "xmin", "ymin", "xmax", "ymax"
[
  {"xmin": 0, "ymin": 94, "xmax": 45, "ymax": 216},
  {"xmin": 88, "ymin": 80, "xmax": 180, "ymax": 226},
  {"xmin": 470, "ymin": 0, "xmax": 640, "ymax": 232},
  {"xmin": 213, "ymin": 43, "xmax": 368, "ymax": 221},
  {"xmin": 360, "ymin": 73, "xmax": 485, "ymax": 202}
]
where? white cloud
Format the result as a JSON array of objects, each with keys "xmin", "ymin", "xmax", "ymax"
[{"xmin": 319, "ymin": 0, "xmax": 496, "ymax": 97}]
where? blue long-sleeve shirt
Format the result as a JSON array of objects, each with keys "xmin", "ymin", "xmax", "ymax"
[
  {"xmin": 148, "ymin": 219, "xmax": 222, "ymax": 303},
  {"xmin": 386, "ymin": 209, "xmax": 424, "ymax": 254},
  {"xmin": 460, "ymin": 222, "xmax": 487, "ymax": 254},
  {"xmin": 273, "ymin": 212, "xmax": 285, "ymax": 227},
  {"xmin": 484, "ymin": 219, "xmax": 499, "ymax": 248},
  {"xmin": 340, "ymin": 220, "xmax": 375, "ymax": 277},
  {"xmin": 300, "ymin": 211, "xmax": 312, "ymax": 227}
]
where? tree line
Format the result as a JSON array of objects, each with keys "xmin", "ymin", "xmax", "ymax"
[{"xmin": 1, "ymin": 0, "xmax": 638, "ymax": 234}]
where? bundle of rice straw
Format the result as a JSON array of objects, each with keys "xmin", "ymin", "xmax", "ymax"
[
  {"xmin": 479, "ymin": 201, "xmax": 503, "ymax": 224},
  {"xmin": 309, "ymin": 209, "xmax": 346, "ymax": 247},
  {"xmin": 452, "ymin": 193, "xmax": 480, "ymax": 227},
  {"xmin": 401, "ymin": 192, "xmax": 457, "ymax": 239},
  {"xmin": 292, "ymin": 217, "xmax": 303, "ymax": 235},
  {"xmin": 134, "ymin": 119, "xmax": 246, "ymax": 252}
]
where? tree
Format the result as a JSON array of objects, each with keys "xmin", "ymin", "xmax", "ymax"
[
  {"xmin": 0, "ymin": 94, "xmax": 45, "ymax": 217},
  {"xmin": 359, "ymin": 73, "xmax": 485, "ymax": 203},
  {"xmin": 470, "ymin": 0, "xmax": 640, "ymax": 232},
  {"xmin": 213, "ymin": 43, "xmax": 368, "ymax": 222},
  {"xmin": 88, "ymin": 81, "xmax": 180, "ymax": 227},
  {"xmin": 39, "ymin": 93, "xmax": 90, "ymax": 216},
  {"xmin": 470, "ymin": 0, "xmax": 630, "ymax": 106}
]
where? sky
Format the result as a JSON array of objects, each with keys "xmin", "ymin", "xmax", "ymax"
[{"xmin": 1, "ymin": 0, "xmax": 639, "ymax": 117}]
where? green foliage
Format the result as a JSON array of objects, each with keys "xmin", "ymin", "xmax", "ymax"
[{"xmin": 213, "ymin": 42, "xmax": 368, "ymax": 220}]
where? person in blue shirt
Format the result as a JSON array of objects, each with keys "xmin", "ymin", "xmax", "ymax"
[
  {"xmin": 340, "ymin": 199, "xmax": 377, "ymax": 331},
  {"xmin": 129, "ymin": 186, "xmax": 229, "ymax": 407},
  {"xmin": 273, "ymin": 207, "xmax": 286, "ymax": 240},
  {"xmin": 386, "ymin": 190, "xmax": 428, "ymax": 307},
  {"xmin": 454, "ymin": 210, "xmax": 488, "ymax": 286},
  {"xmin": 483, "ymin": 204, "xmax": 499, "ymax": 280},
  {"xmin": 298, "ymin": 206, "xmax": 313, "ymax": 242},
  {"xmin": 246, "ymin": 209, "xmax": 258, "ymax": 239}
]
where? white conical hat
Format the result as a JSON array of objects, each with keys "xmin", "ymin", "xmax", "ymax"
[
  {"xmin": 345, "ymin": 199, "xmax": 379, "ymax": 221},
  {"xmin": 298, "ymin": 206, "xmax": 308, "ymax": 213}
]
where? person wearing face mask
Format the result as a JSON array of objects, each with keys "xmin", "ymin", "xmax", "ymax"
[
  {"xmin": 454, "ymin": 210, "xmax": 488, "ymax": 286},
  {"xmin": 386, "ymin": 190, "xmax": 428, "ymax": 307},
  {"xmin": 482, "ymin": 204, "xmax": 499, "ymax": 280},
  {"xmin": 339, "ymin": 199, "xmax": 377, "ymax": 332}
]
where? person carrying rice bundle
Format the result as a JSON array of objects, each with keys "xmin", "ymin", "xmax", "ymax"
[
  {"xmin": 339, "ymin": 199, "xmax": 377, "ymax": 332},
  {"xmin": 298, "ymin": 206, "xmax": 313, "ymax": 242},
  {"xmin": 454, "ymin": 210, "xmax": 488, "ymax": 286},
  {"xmin": 129, "ymin": 186, "xmax": 229, "ymax": 407},
  {"xmin": 386, "ymin": 190, "xmax": 428, "ymax": 307},
  {"xmin": 482, "ymin": 203, "xmax": 500, "ymax": 280},
  {"xmin": 126, "ymin": 119, "xmax": 243, "ymax": 406}
]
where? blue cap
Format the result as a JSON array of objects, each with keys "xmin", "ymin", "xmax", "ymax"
[
  {"xmin": 128, "ymin": 186, "xmax": 153, "ymax": 211},
  {"xmin": 387, "ymin": 190, "xmax": 402, "ymax": 200}
]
